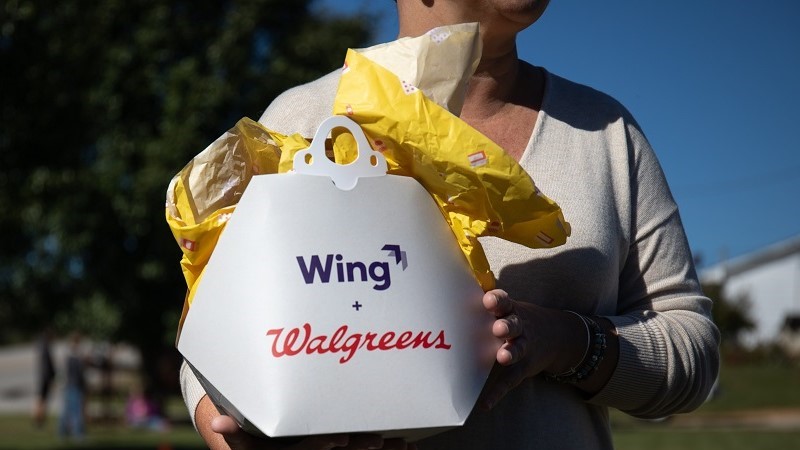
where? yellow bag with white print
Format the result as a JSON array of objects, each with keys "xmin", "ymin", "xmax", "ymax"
[
  {"xmin": 331, "ymin": 32, "xmax": 570, "ymax": 289},
  {"xmin": 165, "ymin": 118, "xmax": 313, "ymax": 333},
  {"xmin": 166, "ymin": 23, "xmax": 570, "ymax": 306}
]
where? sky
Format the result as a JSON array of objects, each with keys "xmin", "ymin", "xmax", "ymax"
[{"xmin": 315, "ymin": 0, "xmax": 800, "ymax": 268}]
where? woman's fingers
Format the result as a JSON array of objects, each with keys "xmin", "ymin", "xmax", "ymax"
[
  {"xmin": 211, "ymin": 415, "xmax": 353, "ymax": 450},
  {"xmin": 497, "ymin": 333, "xmax": 528, "ymax": 365},
  {"xmin": 484, "ymin": 289, "xmax": 527, "ymax": 366},
  {"xmin": 211, "ymin": 415, "xmax": 267, "ymax": 449},
  {"xmin": 493, "ymin": 313, "xmax": 523, "ymax": 339},
  {"xmin": 482, "ymin": 289, "xmax": 513, "ymax": 317},
  {"xmin": 210, "ymin": 414, "xmax": 241, "ymax": 434}
]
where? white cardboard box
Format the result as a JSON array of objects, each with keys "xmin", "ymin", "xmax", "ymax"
[{"xmin": 177, "ymin": 117, "xmax": 495, "ymax": 440}]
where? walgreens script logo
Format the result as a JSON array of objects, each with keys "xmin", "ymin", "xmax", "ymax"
[
  {"xmin": 295, "ymin": 244, "xmax": 408, "ymax": 291},
  {"xmin": 265, "ymin": 323, "xmax": 452, "ymax": 364},
  {"xmin": 269, "ymin": 245, "xmax": 451, "ymax": 364}
]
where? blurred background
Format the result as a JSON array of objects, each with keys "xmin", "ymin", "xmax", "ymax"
[{"xmin": 0, "ymin": 0, "xmax": 797, "ymax": 449}]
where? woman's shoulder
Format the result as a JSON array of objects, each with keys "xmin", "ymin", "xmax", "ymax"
[
  {"xmin": 542, "ymin": 69, "xmax": 640, "ymax": 130},
  {"xmin": 258, "ymin": 70, "xmax": 341, "ymax": 137}
]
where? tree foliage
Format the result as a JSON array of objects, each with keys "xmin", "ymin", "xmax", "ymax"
[
  {"xmin": 0, "ymin": 0, "xmax": 373, "ymax": 364},
  {"xmin": 703, "ymin": 282, "xmax": 755, "ymax": 347}
]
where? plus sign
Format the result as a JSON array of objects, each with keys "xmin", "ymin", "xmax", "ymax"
[{"xmin": 352, "ymin": 301, "xmax": 363, "ymax": 311}]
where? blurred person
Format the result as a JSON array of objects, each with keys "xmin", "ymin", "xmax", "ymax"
[
  {"xmin": 91, "ymin": 341, "xmax": 114, "ymax": 422},
  {"xmin": 180, "ymin": 1, "xmax": 720, "ymax": 449},
  {"xmin": 125, "ymin": 383, "xmax": 170, "ymax": 432},
  {"xmin": 58, "ymin": 332, "xmax": 87, "ymax": 439},
  {"xmin": 32, "ymin": 327, "xmax": 56, "ymax": 428}
]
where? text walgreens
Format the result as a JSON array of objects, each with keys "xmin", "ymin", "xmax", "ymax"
[{"xmin": 265, "ymin": 323, "xmax": 451, "ymax": 364}]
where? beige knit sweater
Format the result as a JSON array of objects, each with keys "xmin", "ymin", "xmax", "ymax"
[{"xmin": 180, "ymin": 68, "xmax": 720, "ymax": 449}]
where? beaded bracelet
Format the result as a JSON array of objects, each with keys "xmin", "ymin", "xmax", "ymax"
[{"xmin": 547, "ymin": 312, "xmax": 607, "ymax": 384}]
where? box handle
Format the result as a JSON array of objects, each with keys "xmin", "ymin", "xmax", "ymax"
[{"xmin": 293, "ymin": 116, "xmax": 387, "ymax": 190}]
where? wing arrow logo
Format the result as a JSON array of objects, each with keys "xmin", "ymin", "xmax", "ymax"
[{"xmin": 382, "ymin": 244, "xmax": 408, "ymax": 271}]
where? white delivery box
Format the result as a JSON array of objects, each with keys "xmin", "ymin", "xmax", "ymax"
[{"xmin": 177, "ymin": 116, "xmax": 496, "ymax": 440}]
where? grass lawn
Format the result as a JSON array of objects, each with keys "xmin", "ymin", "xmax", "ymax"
[
  {"xmin": 0, "ymin": 362, "xmax": 796, "ymax": 449},
  {"xmin": 0, "ymin": 413, "xmax": 204, "ymax": 449},
  {"xmin": 610, "ymin": 360, "xmax": 800, "ymax": 450},
  {"xmin": 696, "ymin": 361, "xmax": 800, "ymax": 412},
  {"xmin": 613, "ymin": 428, "xmax": 800, "ymax": 450}
]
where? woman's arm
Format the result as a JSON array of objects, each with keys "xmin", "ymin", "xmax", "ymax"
[{"xmin": 478, "ymin": 118, "xmax": 719, "ymax": 419}]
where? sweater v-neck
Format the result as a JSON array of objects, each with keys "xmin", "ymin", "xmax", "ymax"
[{"xmin": 518, "ymin": 67, "xmax": 552, "ymax": 168}]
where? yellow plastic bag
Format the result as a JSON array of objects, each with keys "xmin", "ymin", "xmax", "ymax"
[
  {"xmin": 331, "ymin": 48, "xmax": 570, "ymax": 289},
  {"xmin": 166, "ymin": 119, "xmax": 313, "ymax": 333},
  {"xmin": 165, "ymin": 118, "xmax": 311, "ymax": 291},
  {"xmin": 167, "ymin": 24, "xmax": 570, "ymax": 325}
]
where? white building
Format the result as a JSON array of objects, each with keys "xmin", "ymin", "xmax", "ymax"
[{"xmin": 701, "ymin": 235, "xmax": 800, "ymax": 348}]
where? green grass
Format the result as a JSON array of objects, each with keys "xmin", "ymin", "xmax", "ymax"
[
  {"xmin": 0, "ymin": 414, "xmax": 205, "ymax": 450},
  {"xmin": 608, "ymin": 361, "xmax": 800, "ymax": 424},
  {"xmin": 0, "ymin": 362, "xmax": 796, "ymax": 449},
  {"xmin": 614, "ymin": 429, "xmax": 800, "ymax": 450},
  {"xmin": 609, "ymin": 361, "xmax": 800, "ymax": 450},
  {"xmin": 697, "ymin": 362, "xmax": 800, "ymax": 412}
]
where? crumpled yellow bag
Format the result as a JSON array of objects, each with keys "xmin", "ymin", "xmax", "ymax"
[
  {"xmin": 167, "ymin": 24, "xmax": 570, "ymax": 330},
  {"xmin": 165, "ymin": 119, "xmax": 308, "ymax": 292},
  {"xmin": 165, "ymin": 119, "xmax": 313, "ymax": 332},
  {"xmin": 330, "ymin": 48, "xmax": 570, "ymax": 289}
]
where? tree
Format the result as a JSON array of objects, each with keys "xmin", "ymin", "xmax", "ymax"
[
  {"xmin": 703, "ymin": 282, "xmax": 755, "ymax": 347},
  {"xmin": 0, "ymin": 0, "xmax": 374, "ymax": 387}
]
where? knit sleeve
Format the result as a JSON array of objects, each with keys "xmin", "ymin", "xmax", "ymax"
[
  {"xmin": 180, "ymin": 359, "xmax": 206, "ymax": 429},
  {"xmin": 589, "ymin": 123, "xmax": 720, "ymax": 418}
]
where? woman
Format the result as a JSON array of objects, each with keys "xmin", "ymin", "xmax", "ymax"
[
  {"xmin": 33, "ymin": 328, "xmax": 56, "ymax": 427},
  {"xmin": 182, "ymin": 1, "xmax": 720, "ymax": 448}
]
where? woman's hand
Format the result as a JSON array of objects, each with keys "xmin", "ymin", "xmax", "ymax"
[
  {"xmin": 479, "ymin": 289, "xmax": 589, "ymax": 409},
  {"xmin": 197, "ymin": 396, "xmax": 416, "ymax": 450},
  {"xmin": 210, "ymin": 414, "xmax": 348, "ymax": 449}
]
